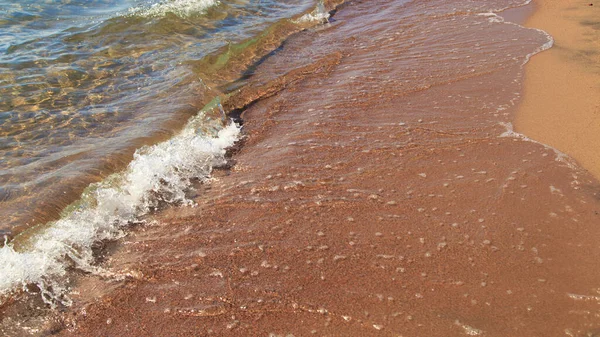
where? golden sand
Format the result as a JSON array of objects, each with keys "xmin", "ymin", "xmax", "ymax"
[{"xmin": 516, "ymin": 0, "xmax": 600, "ymax": 177}]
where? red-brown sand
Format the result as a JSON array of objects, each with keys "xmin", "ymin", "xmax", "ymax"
[{"xmin": 3, "ymin": 1, "xmax": 600, "ymax": 336}]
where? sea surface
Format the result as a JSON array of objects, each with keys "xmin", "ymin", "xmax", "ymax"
[
  {"xmin": 0, "ymin": 0, "xmax": 332, "ymax": 302},
  {"xmin": 0, "ymin": 0, "xmax": 330, "ymax": 237},
  {"xmin": 0, "ymin": 0, "xmax": 554, "ymax": 319}
]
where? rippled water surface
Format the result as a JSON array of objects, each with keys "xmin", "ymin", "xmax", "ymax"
[{"xmin": 0, "ymin": 0, "xmax": 317, "ymax": 235}]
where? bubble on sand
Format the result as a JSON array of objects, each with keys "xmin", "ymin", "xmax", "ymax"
[
  {"xmin": 567, "ymin": 293, "xmax": 600, "ymax": 301},
  {"xmin": 454, "ymin": 320, "xmax": 483, "ymax": 336},
  {"xmin": 550, "ymin": 185, "xmax": 563, "ymax": 196},
  {"xmin": 226, "ymin": 320, "xmax": 240, "ymax": 330}
]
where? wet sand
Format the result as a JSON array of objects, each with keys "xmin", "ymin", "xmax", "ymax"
[
  {"xmin": 516, "ymin": 0, "xmax": 600, "ymax": 178},
  {"xmin": 4, "ymin": 0, "xmax": 600, "ymax": 336}
]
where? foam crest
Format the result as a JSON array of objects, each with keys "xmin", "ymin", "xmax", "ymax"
[
  {"xmin": 522, "ymin": 28, "xmax": 553, "ymax": 65},
  {"xmin": 478, "ymin": 12, "xmax": 504, "ymax": 23},
  {"xmin": 294, "ymin": 1, "xmax": 329, "ymax": 24},
  {"xmin": 128, "ymin": 0, "xmax": 219, "ymax": 18},
  {"xmin": 0, "ymin": 105, "xmax": 240, "ymax": 306},
  {"xmin": 499, "ymin": 122, "xmax": 574, "ymax": 169},
  {"xmin": 477, "ymin": 11, "xmax": 554, "ymax": 66}
]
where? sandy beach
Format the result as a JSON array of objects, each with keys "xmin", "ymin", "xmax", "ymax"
[
  {"xmin": 516, "ymin": 0, "xmax": 600, "ymax": 178},
  {"xmin": 2, "ymin": 0, "xmax": 600, "ymax": 336}
]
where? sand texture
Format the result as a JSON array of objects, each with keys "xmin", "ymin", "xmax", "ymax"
[{"xmin": 517, "ymin": 0, "xmax": 600, "ymax": 178}]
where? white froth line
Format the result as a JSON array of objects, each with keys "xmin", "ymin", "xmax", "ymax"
[
  {"xmin": 567, "ymin": 293, "xmax": 600, "ymax": 301},
  {"xmin": 293, "ymin": 1, "xmax": 330, "ymax": 24},
  {"xmin": 0, "ymin": 118, "xmax": 240, "ymax": 306},
  {"xmin": 490, "ymin": 0, "xmax": 533, "ymax": 13},
  {"xmin": 499, "ymin": 122, "xmax": 576, "ymax": 169},
  {"xmin": 127, "ymin": 0, "xmax": 219, "ymax": 18},
  {"xmin": 476, "ymin": 10, "xmax": 554, "ymax": 66}
]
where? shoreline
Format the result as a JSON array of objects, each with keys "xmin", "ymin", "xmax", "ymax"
[
  {"xmin": 516, "ymin": 0, "xmax": 600, "ymax": 178},
  {"xmin": 0, "ymin": 0, "xmax": 343, "ymax": 242},
  {"xmin": 4, "ymin": 0, "xmax": 600, "ymax": 336}
]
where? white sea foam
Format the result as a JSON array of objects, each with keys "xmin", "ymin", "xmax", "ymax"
[
  {"xmin": 499, "ymin": 122, "xmax": 575, "ymax": 169},
  {"xmin": 128, "ymin": 0, "xmax": 219, "ymax": 18},
  {"xmin": 294, "ymin": 1, "xmax": 329, "ymax": 24},
  {"xmin": 0, "ymin": 103, "xmax": 240, "ymax": 306},
  {"xmin": 522, "ymin": 28, "xmax": 554, "ymax": 65},
  {"xmin": 477, "ymin": 12, "xmax": 504, "ymax": 23},
  {"xmin": 489, "ymin": 0, "xmax": 533, "ymax": 13},
  {"xmin": 477, "ymin": 11, "xmax": 554, "ymax": 65}
]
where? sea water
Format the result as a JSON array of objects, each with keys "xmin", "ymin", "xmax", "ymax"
[{"xmin": 0, "ymin": 0, "xmax": 330, "ymax": 302}]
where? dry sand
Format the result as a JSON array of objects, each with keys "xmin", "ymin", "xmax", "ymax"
[{"xmin": 516, "ymin": 0, "xmax": 600, "ymax": 178}]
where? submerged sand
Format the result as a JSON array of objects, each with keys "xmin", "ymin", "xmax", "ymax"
[
  {"xmin": 2, "ymin": 0, "xmax": 600, "ymax": 336},
  {"xmin": 516, "ymin": 0, "xmax": 600, "ymax": 178}
]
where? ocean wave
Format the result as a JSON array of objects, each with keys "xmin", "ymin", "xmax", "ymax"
[
  {"xmin": 294, "ymin": 1, "xmax": 330, "ymax": 24},
  {"xmin": 127, "ymin": 0, "xmax": 220, "ymax": 18},
  {"xmin": 0, "ymin": 101, "xmax": 240, "ymax": 306}
]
